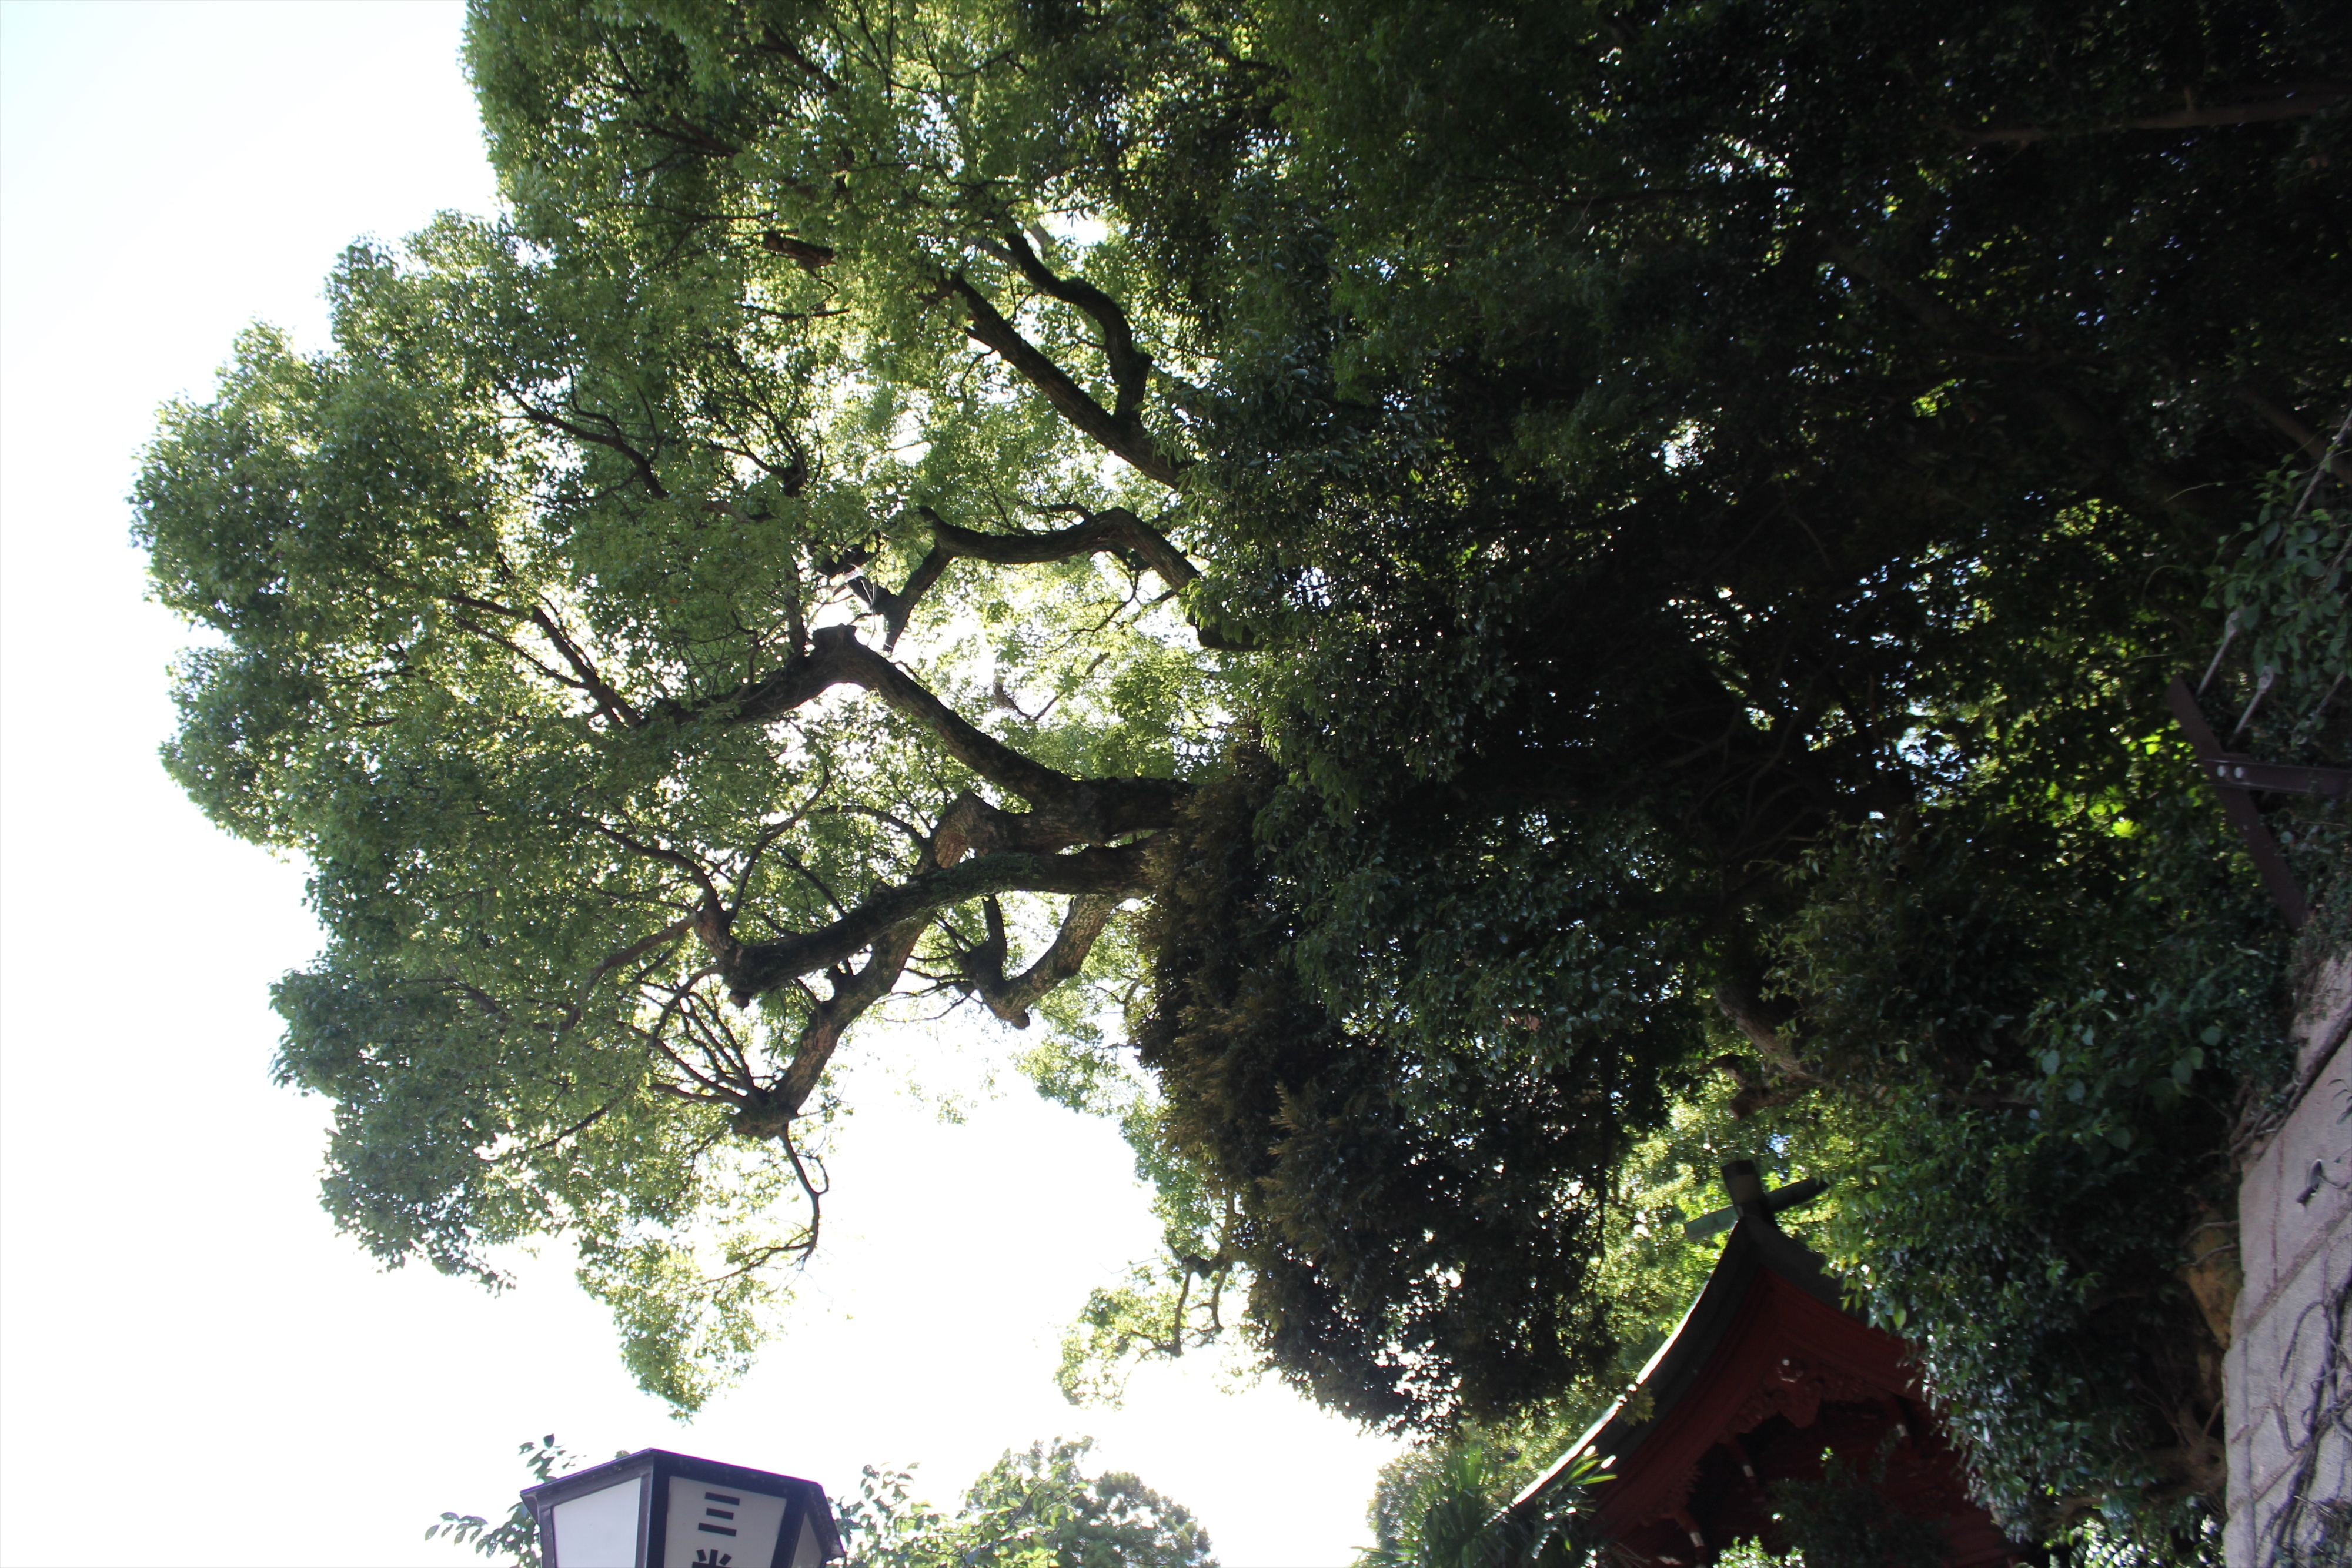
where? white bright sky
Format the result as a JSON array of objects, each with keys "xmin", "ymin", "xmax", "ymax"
[{"xmin": 0, "ymin": 5, "xmax": 1399, "ymax": 1564}]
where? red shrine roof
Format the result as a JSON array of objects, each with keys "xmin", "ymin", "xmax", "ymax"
[{"xmin": 1510, "ymin": 1168, "xmax": 2020, "ymax": 1567}]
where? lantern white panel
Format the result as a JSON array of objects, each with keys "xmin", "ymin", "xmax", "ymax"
[
  {"xmin": 665, "ymin": 1475, "xmax": 787, "ymax": 1568},
  {"xmin": 550, "ymin": 1476, "xmax": 646, "ymax": 1568},
  {"xmin": 790, "ymin": 1513, "xmax": 826, "ymax": 1568}
]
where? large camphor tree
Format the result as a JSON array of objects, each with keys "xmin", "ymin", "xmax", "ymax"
[
  {"xmin": 141, "ymin": 0, "xmax": 2348, "ymax": 1534},
  {"xmin": 138, "ymin": 0, "xmax": 1247, "ymax": 1407}
]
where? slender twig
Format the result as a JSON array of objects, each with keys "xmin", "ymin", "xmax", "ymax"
[
  {"xmin": 2199, "ymin": 609, "xmax": 2242, "ymax": 696},
  {"xmin": 559, "ymin": 914, "xmax": 694, "ymax": 1034},
  {"xmin": 581, "ymin": 820, "xmax": 725, "ymax": 910}
]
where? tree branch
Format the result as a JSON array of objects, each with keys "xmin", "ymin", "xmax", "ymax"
[
  {"xmin": 751, "ymin": 25, "xmax": 841, "ymax": 95},
  {"xmin": 561, "ymin": 914, "xmax": 696, "ymax": 1034},
  {"xmin": 509, "ymin": 393, "xmax": 670, "ymax": 499},
  {"xmin": 926, "ymin": 783, "xmax": 1181, "ymax": 864},
  {"xmin": 950, "ymin": 275, "xmax": 1186, "ymax": 486},
  {"xmin": 761, "ymin": 229, "xmax": 836, "ymax": 270},
  {"xmin": 423, "ymin": 581, "xmax": 643, "ymax": 727},
  {"xmin": 985, "ymin": 231, "xmax": 1150, "ymax": 422},
  {"xmin": 527, "ymin": 604, "xmax": 646, "ymax": 727},
  {"xmin": 680, "ymin": 626, "xmax": 1061, "ymax": 800},
  {"xmin": 2234, "ymin": 387, "xmax": 2352, "ymax": 486},
  {"xmin": 771, "ymin": 915, "xmax": 926, "ymax": 1119},
  {"xmin": 731, "ymin": 764, "xmax": 832, "ymax": 919},
  {"xmin": 874, "ymin": 505, "xmax": 1251, "ymax": 652},
  {"xmin": 958, "ymin": 892, "xmax": 1122, "ymax": 1028},
  {"xmin": 582, "ymin": 820, "xmax": 725, "ymax": 910},
  {"xmin": 1819, "ymin": 238, "xmax": 2203, "ymax": 520},
  {"xmin": 734, "ymin": 885, "xmax": 938, "ymax": 1136},
  {"xmin": 703, "ymin": 841, "xmax": 1155, "ymax": 1004},
  {"xmin": 1953, "ymin": 81, "xmax": 2350, "ymax": 145}
]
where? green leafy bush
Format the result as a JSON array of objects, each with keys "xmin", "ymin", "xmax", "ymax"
[{"xmin": 1768, "ymin": 1446, "xmax": 1946, "ymax": 1568}]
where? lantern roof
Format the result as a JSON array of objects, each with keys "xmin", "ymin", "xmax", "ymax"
[{"xmin": 522, "ymin": 1447, "xmax": 843, "ymax": 1568}]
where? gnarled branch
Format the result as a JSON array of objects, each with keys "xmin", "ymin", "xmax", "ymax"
[
  {"xmin": 734, "ymin": 914, "xmax": 929, "ymax": 1131},
  {"xmin": 986, "ymin": 231, "xmax": 1151, "ymax": 422},
  {"xmin": 704, "ymin": 840, "xmax": 1156, "ymax": 1004},
  {"xmin": 710, "ymin": 626, "xmax": 1194, "ymax": 823},
  {"xmin": 951, "ymin": 275, "xmax": 1187, "ymax": 486},
  {"xmin": 509, "ymin": 392, "xmax": 671, "ymax": 499},
  {"xmin": 958, "ymin": 892, "xmax": 1122, "ymax": 1028},
  {"xmin": 930, "ymin": 782, "xmax": 1182, "ymax": 864},
  {"xmin": 874, "ymin": 505, "xmax": 1252, "ymax": 652}
]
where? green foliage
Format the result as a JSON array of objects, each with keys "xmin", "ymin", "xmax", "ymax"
[
  {"xmin": 1123, "ymin": 750, "xmax": 1689, "ymax": 1428},
  {"xmin": 133, "ymin": 0, "xmax": 1231, "ymax": 1412},
  {"xmin": 1755, "ymin": 452, "xmax": 2347, "ymax": 1536},
  {"xmin": 2210, "ymin": 461, "xmax": 2350, "ymax": 751},
  {"xmin": 140, "ymin": 0, "xmax": 2352, "ymax": 1539},
  {"xmin": 1112, "ymin": 0, "xmax": 2348, "ymax": 1530},
  {"xmin": 1766, "ymin": 1445, "xmax": 1946, "ymax": 1568},
  {"xmin": 1358, "ymin": 1443, "xmax": 1600, "ymax": 1568},
  {"xmin": 838, "ymin": 1439, "xmax": 1215, "ymax": 1568},
  {"xmin": 1786, "ymin": 782, "xmax": 2297, "ymax": 1533},
  {"xmin": 427, "ymin": 1435, "xmax": 610, "ymax": 1565},
  {"xmin": 2046, "ymin": 1516, "xmax": 2229, "ymax": 1568},
  {"xmin": 1088, "ymin": 0, "xmax": 2350, "ymax": 1457}
]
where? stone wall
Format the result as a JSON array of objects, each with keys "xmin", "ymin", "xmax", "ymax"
[{"xmin": 2226, "ymin": 949, "xmax": 2351, "ymax": 1567}]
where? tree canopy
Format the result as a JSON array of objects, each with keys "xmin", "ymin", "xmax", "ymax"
[
  {"xmin": 139, "ymin": 0, "xmax": 2349, "ymax": 1540},
  {"xmin": 139, "ymin": 0, "xmax": 1244, "ymax": 1406},
  {"xmin": 840, "ymin": 1438, "xmax": 1215, "ymax": 1568}
]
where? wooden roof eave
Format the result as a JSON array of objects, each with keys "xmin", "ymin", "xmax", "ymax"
[{"xmin": 1508, "ymin": 1211, "xmax": 1846, "ymax": 1517}]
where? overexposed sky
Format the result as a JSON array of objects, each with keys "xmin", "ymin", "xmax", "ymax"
[{"xmin": 0, "ymin": 5, "xmax": 1398, "ymax": 1564}]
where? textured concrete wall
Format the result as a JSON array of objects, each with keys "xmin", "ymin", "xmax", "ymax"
[{"xmin": 2226, "ymin": 949, "xmax": 2351, "ymax": 1568}]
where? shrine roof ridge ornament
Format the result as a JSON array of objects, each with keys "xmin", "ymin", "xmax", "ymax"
[{"xmin": 1679, "ymin": 1171, "xmax": 1831, "ymax": 1241}]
